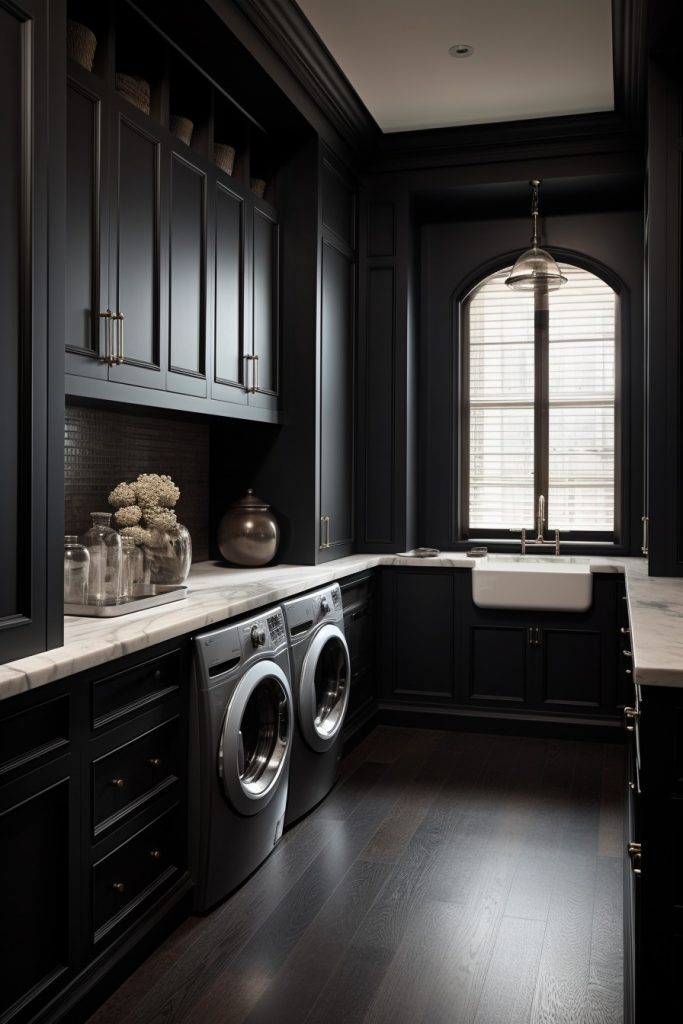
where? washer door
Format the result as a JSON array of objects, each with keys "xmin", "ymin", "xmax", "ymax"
[
  {"xmin": 218, "ymin": 661, "xmax": 292, "ymax": 816},
  {"xmin": 299, "ymin": 624, "xmax": 350, "ymax": 753}
]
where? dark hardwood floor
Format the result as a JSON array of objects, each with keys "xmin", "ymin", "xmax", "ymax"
[{"xmin": 88, "ymin": 727, "xmax": 624, "ymax": 1024}]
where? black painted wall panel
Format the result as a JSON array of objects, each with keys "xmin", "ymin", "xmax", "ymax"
[{"xmin": 364, "ymin": 267, "xmax": 395, "ymax": 543}]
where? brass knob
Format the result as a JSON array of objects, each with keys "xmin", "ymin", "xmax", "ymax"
[
  {"xmin": 628, "ymin": 841, "xmax": 642, "ymax": 876},
  {"xmin": 112, "ymin": 881, "xmax": 125, "ymax": 893},
  {"xmin": 620, "ymin": 627, "xmax": 630, "ymax": 635},
  {"xmin": 148, "ymin": 757, "xmax": 162, "ymax": 767},
  {"xmin": 154, "ymin": 669, "xmax": 162, "ymax": 681},
  {"xmin": 622, "ymin": 649, "xmax": 632, "ymax": 658},
  {"xmin": 624, "ymin": 707, "xmax": 640, "ymax": 732},
  {"xmin": 111, "ymin": 777, "xmax": 125, "ymax": 788},
  {"xmin": 149, "ymin": 849, "xmax": 161, "ymax": 860}
]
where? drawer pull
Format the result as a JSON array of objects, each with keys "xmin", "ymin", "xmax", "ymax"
[
  {"xmin": 625, "ymin": 668, "xmax": 632, "ymax": 675},
  {"xmin": 148, "ymin": 757, "xmax": 162, "ymax": 768},
  {"xmin": 154, "ymin": 669, "xmax": 162, "ymax": 682},
  {"xmin": 149, "ymin": 849, "xmax": 161, "ymax": 860},
  {"xmin": 628, "ymin": 841, "xmax": 642, "ymax": 876},
  {"xmin": 112, "ymin": 881, "xmax": 126, "ymax": 893},
  {"xmin": 620, "ymin": 627, "xmax": 630, "ymax": 635},
  {"xmin": 624, "ymin": 707, "xmax": 640, "ymax": 732},
  {"xmin": 622, "ymin": 649, "xmax": 632, "ymax": 658},
  {"xmin": 111, "ymin": 777, "xmax": 125, "ymax": 788}
]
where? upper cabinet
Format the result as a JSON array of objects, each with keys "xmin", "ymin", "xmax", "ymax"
[
  {"xmin": 0, "ymin": 0, "xmax": 64, "ymax": 664},
  {"xmin": 65, "ymin": 0, "xmax": 283, "ymax": 421}
]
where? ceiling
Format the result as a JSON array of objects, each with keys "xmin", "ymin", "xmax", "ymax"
[{"xmin": 294, "ymin": 0, "xmax": 615, "ymax": 134}]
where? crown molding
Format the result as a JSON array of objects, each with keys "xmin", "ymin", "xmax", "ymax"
[{"xmin": 231, "ymin": 0, "xmax": 379, "ymax": 158}]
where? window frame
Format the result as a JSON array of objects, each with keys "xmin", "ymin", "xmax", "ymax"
[{"xmin": 458, "ymin": 251, "xmax": 625, "ymax": 547}]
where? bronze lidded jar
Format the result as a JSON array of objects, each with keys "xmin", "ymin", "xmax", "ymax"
[{"xmin": 217, "ymin": 489, "xmax": 280, "ymax": 567}]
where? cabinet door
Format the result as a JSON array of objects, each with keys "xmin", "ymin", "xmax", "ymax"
[
  {"xmin": 319, "ymin": 238, "xmax": 354, "ymax": 558},
  {"xmin": 0, "ymin": 0, "xmax": 62, "ymax": 662},
  {"xmin": 211, "ymin": 179, "xmax": 248, "ymax": 405},
  {"xmin": 0, "ymin": 762, "xmax": 74, "ymax": 1022},
  {"xmin": 381, "ymin": 571, "xmax": 456, "ymax": 700},
  {"xmin": 65, "ymin": 70, "xmax": 109, "ymax": 380},
  {"xmin": 249, "ymin": 204, "xmax": 279, "ymax": 409},
  {"xmin": 464, "ymin": 624, "xmax": 529, "ymax": 704},
  {"xmin": 533, "ymin": 625, "xmax": 604, "ymax": 711},
  {"xmin": 107, "ymin": 102, "xmax": 164, "ymax": 389},
  {"xmin": 166, "ymin": 150, "xmax": 207, "ymax": 397}
]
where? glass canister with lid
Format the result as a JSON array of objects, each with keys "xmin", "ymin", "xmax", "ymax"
[
  {"xmin": 79, "ymin": 512, "xmax": 122, "ymax": 604},
  {"xmin": 64, "ymin": 535, "xmax": 90, "ymax": 604}
]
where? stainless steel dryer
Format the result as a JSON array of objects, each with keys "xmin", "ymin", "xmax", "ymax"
[
  {"xmin": 191, "ymin": 606, "xmax": 293, "ymax": 912},
  {"xmin": 282, "ymin": 583, "xmax": 350, "ymax": 826}
]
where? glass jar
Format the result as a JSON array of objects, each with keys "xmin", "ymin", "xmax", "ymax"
[
  {"xmin": 64, "ymin": 536, "xmax": 90, "ymax": 605},
  {"xmin": 140, "ymin": 522, "xmax": 192, "ymax": 585},
  {"xmin": 79, "ymin": 512, "xmax": 122, "ymax": 604},
  {"xmin": 120, "ymin": 536, "xmax": 146, "ymax": 599}
]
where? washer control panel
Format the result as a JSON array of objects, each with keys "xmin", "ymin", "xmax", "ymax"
[{"xmin": 267, "ymin": 610, "xmax": 286, "ymax": 645}]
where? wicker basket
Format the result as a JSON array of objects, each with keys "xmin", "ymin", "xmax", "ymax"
[
  {"xmin": 170, "ymin": 115, "xmax": 194, "ymax": 146},
  {"xmin": 67, "ymin": 20, "xmax": 97, "ymax": 72},
  {"xmin": 250, "ymin": 177, "xmax": 266, "ymax": 199},
  {"xmin": 214, "ymin": 143, "xmax": 236, "ymax": 176},
  {"xmin": 115, "ymin": 73, "xmax": 151, "ymax": 115}
]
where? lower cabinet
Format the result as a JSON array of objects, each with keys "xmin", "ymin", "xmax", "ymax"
[
  {"xmin": 0, "ymin": 639, "xmax": 191, "ymax": 1024},
  {"xmin": 627, "ymin": 682, "xmax": 683, "ymax": 1022},
  {"xmin": 341, "ymin": 572, "xmax": 377, "ymax": 742},
  {"xmin": 380, "ymin": 568, "xmax": 624, "ymax": 726}
]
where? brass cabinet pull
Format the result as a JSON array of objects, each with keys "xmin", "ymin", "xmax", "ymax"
[
  {"xmin": 628, "ymin": 841, "xmax": 642, "ymax": 875},
  {"xmin": 244, "ymin": 353, "xmax": 253, "ymax": 392},
  {"xmin": 320, "ymin": 515, "xmax": 331, "ymax": 549},
  {"xmin": 149, "ymin": 849, "xmax": 161, "ymax": 860},
  {"xmin": 624, "ymin": 707, "xmax": 640, "ymax": 732},
  {"xmin": 528, "ymin": 626, "xmax": 541, "ymax": 647},
  {"xmin": 111, "ymin": 777, "xmax": 125, "ymax": 788},
  {"xmin": 98, "ymin": 309, "xmax": 114, "ymax": 364},
  {"xmin": 253, "ymin": 354, "xmax": 259, "ymax": 393},
  {"xmin": 112, "ymin": 881, "xmax": 126, "ymax": 893},
  {"xmin": 113, "ymin": 311, "xmax": 125, "ymax": 364},
  {"xmin": 622, "ymin": 648, "xmax": 632, "ymax": 658},
  {"xmin": 147, "ymin": 757, "xmax": 162, "ymax": 767},
  {"xmin": 620, "ymin": 627, "xmax": 630, "ymax": 636},
  {"xmin": 641, "ymin": 514, "xmax": 649, "ymax": 557}
]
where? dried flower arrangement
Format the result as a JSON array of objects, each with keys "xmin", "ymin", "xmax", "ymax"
[{"xmin": 108, "ymin": 473, "xmax": 181, "ymax": 544}]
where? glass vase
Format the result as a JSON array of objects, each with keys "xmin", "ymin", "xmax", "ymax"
[
  {"xmin": 64, "ymin": 535, "xmax": 90, "ymax": 604},
  {"xmin": 140, "ymin": 523, "xmax": 192, "ymax": 585},
  {"xmin": 79, "ymin": 512, "xmax": 122, "ymax": 604},
  {"xmin": 120, "ymin": 536, "xmax": 147, "ymax": 599}
]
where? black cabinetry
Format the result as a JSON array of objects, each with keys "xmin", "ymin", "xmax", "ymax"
[
  {"xmin": 65, "ymin": 0, "xmax": 282, "ymax": 420},
  {"xmin": 0, "ymin": 0, "xmax": 64, "ymax": 663},
  {"xmin": 379, "ymin": 568, "xmax": 624, "ymax": 731},
  {"xmin": 0, "ymin": 640, "xmax": 191, "ymax": 1024},
  {"xmin": 341, "ymin": 571, "xmax": 376, "ymax": 743}
]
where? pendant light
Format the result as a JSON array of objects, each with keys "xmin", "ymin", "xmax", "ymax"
[{"xmin": 505, "ymin": 179, "xmax": 566, "ymax": 291}]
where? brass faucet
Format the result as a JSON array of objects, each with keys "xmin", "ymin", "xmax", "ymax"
[{"xmin": 510, "ymin": 495, "xmax": 561, "ymax": 555}]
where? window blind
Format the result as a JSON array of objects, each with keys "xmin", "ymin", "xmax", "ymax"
[{"xmin": 465, "ymin": 262, "xmax": 616, "ymax": 535}]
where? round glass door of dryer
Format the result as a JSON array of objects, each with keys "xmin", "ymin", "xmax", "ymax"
[
  {"xmin": 299, "ymin": 624, "xmax": 350, "ymax": 752},
  {"xmin": 218, "ymin": 661, "xmax": 293, "ymax": 816}
]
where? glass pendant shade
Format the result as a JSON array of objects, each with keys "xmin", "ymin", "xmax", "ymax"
[{"xmin": 506, "ymin": 179, "xmax": 567, "ymax": 292}]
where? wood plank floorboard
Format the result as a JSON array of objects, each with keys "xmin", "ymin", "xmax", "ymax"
[{"xmin": 87, "ymin": 728, "xmax": 624, "ymax": 1024}]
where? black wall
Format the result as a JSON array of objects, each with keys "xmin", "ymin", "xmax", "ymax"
[{"xmin": 419, "ymin": 207, "xmax": 644, "ymax": 552}]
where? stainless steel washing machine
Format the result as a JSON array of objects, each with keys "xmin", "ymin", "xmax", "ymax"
[
  {"xmin": 190, "ymin": 605, "xmax": 293, "ymax": 912},
  {"xmin": 282, "ymin": 583, "xmax": 350, "ymax": 826}
]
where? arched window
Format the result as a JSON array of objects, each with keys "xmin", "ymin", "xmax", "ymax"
[{"xmin": 461, "ymin": 261, "xmax": 617, "ymax": 540}]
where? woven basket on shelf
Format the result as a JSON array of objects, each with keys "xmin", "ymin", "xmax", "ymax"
[
  {"xmin": 250, "ymin": 178, "xmax": 266, "ymax": 199},
  {"xmin": 115, "ymin": 73, "xmax": 151, "ymax": 114},
  {"xmin": 170, "ymin": 115, "xmax": 194, "ymax": 146},
  {"xmin": 67, "ymin": 19, "xmax": 97, "ymax": 71},
  {"xmin": 214, "ymin": 143, "xmax": 236, "ymax": 176}
]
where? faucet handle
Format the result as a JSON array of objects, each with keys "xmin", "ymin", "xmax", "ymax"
[
  {"xmin": 508, "ymin": 527, "xmax": 527, "ymax": 554},
  {"xmin": 553, "ymin": 529, "xmax": 560, "ymax": 555}
]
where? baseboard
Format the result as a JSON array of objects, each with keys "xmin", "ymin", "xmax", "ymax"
[{"xmin": 377, "ymin": 701, "xmax": 624, "ymax": 743}]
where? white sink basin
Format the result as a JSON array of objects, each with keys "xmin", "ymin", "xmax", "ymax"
[{"xmin": 471, "ymin": 556, "xmax": 593, "ymax": 612}]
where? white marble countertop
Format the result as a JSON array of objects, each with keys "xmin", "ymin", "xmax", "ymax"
[{"xmin": 1, "ymin": 551, "xmax": 681, "ymax": 700}]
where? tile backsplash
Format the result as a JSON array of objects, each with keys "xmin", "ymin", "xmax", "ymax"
[{"xmin": 65, "ymin": 403, "xmax": 210, "ymax": 561}]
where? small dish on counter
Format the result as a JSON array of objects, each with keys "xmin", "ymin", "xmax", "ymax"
[
  {"xmin": 65, "ymin": 584, "xmax": 187, "ymax": 617},
  {"xmin": 396, "ymin": 547, "xmax": 441, "ymax": 558}
]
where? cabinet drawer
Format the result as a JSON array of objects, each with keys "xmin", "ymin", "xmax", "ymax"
[
  {"xmin": 92, "ymin": 802, "xmax": 185, "ymax": 941},
  {"xmin": 92, "ymin": 717, "xmax": 181, "ymax": 835},
  {"xmin": 346, "ymin": 606, "xmax": 374, "ymax": 672},
  {"xmin": 341, "ymin": 575, "xmax": 373, "ymax": 613},
  {"xmin": 92, "ymin": 649, "xmax": 182, "ymax": 730},
  {"xmin": 0, "ymin": 694, "xmax": 69, "ymax": 780}
]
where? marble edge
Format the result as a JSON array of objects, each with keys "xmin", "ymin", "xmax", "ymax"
[{"xmin": 3, "ymin": 551, "xmax": 683, "ymax": 699}]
